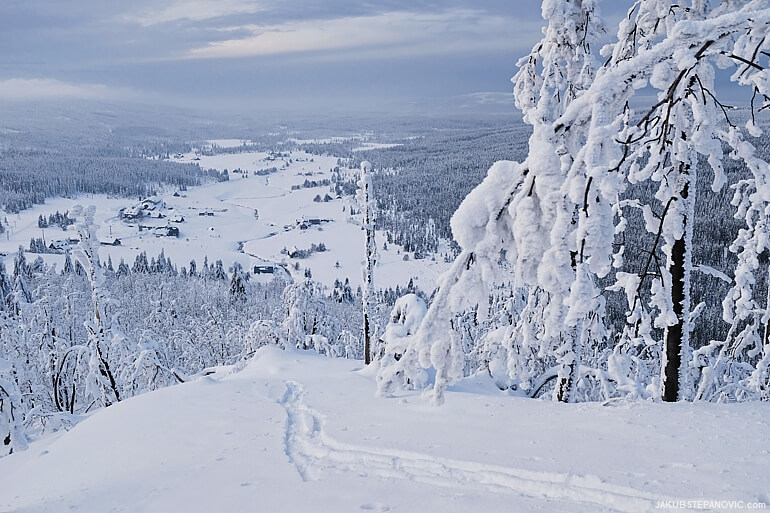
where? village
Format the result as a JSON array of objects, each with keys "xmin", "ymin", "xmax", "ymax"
[{"xmin": 2, "ymin": 146, "xmax": 447, "ymax": 294}]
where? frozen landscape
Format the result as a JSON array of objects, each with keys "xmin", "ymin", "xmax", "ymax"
[
  {"xmin": 3, "ymin": 0, "xmax": 770, "ymax": 511},
  {"xmin": 0, "ymin": 145, "xmax": 448, "ymax": 292}
]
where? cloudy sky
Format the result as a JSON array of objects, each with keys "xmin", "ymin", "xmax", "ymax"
[{"xmin": 0, "ymin": 1, "xmax": 631, "ymax": 116}]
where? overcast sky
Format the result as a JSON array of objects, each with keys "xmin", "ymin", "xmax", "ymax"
[{"xmin": 0, "ymin": 1, "xmax": 633, "ymax": 116}]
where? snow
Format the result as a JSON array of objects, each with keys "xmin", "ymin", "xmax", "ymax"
[
  {"xmin": 0, "ymin": 148, "xmax": 449, "ymax": 292},
  {"xmin": 1, "ymin": 346, "xmax": 768, "ymax": 513}
]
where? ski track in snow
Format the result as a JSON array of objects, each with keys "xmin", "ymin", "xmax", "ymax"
[{"xmin": 277, "ymin": 380, "xmax": 680, "ymax": 513}]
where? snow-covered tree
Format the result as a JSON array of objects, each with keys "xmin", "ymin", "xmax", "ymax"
[
  {"xmin": 358, "ymin": 161, "xmax": 378, "ymax": 364},
  {"xmin": 282, "ymin": 280, "xmax": 341, "ymax": 355},
  {"xmin": 385, "ymin": 0, "xmax": 770, "ymax": 405},
  {"xmin": 382, "ymin": 0, "xmax": 604, "ymax": 405},
  {"xmin": 0, "ymin": 355, "xmax": 28, "ymax": 456},
  {"xmin": 559, "ymin": 0, "xmax": 770, "ymax": 401},
  {"xmin": 71, "ymin": 205, "xmax": 135, "ymax": 408},
  {"xmin": 0, "ymin": 261, "xmax": 13, "ymax": 312},
  {"xmin": 229, "ymin": 262, "xmax": 248, "ymax": 300}
]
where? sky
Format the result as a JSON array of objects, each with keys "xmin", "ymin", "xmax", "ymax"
[{"xmin": 0, "ymin": 1, "xmax": 633, "ymax": 117}]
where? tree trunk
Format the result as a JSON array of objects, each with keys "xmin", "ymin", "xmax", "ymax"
[
  {"xmin": 554, "ymin": 323, "xmax": 580, "ymax": 403},
  {"xmin": 662, "ymin": 180, "xmax": 690, "ymax": 402},
  {"xmin": 363, "ymin": 308, "xmax": 372, "ymax": 365},
  {"xmin": 553, "ymin": 362, "xmax": 576, "ymax": 402}
]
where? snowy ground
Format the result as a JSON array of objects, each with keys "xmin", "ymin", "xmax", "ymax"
[
  {"xmin": 1, "ymin": 347, "xmax": 768, "ymax": 513},
  {"xmin": 0, "ymin": 146, "xmax": 448, "ymax": 291}
]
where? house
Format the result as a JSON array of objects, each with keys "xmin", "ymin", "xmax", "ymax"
[
  {"xmin": 253, "ymin": 265, "xmax": 276, "ymax": 275},
  {"xmin": 297, "ymin": 217, "xmax": 324, "ymax": 226},
  {"xmin": 149, "ymin": 211, "xmax": 165, "ymax": 219},
  {"xmin": 296, "ymin": 217, "xmax": 326, "ymax": 230},
  {"xmin": 167, "ymin": 226, "xmax": 180, "ymax": 237},
  {"xmin": 122, "ymin": 207, "xmax": 142, "ymax": 219},
  {"xmin": 100, "ymin": 238, "xmax": 121, "ymax": 246},
  {"xmin": 153, "ymin": 226, "xmax": 179, "ymax": 238},
  {"xmin": 198, "ymin": 210, "xmax": 214, "ymax": 217},
  {"xmin": 140, "ymin": 196, "xmax": 165, "ymax": 211},
  {"xmin": 49, "ymin": 240, "xmax": 69, "ymax": 252},
  {"xmin": 171, "ymin": 215, "xmax": 185, "ymax": 223}
]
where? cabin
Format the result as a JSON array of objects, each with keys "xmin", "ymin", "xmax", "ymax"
[
  {"xmin": 253, "ymin": 265, "xmax": 276, "ymax": 275},
  {"xmin": 296, "ymin": 217, "xmax": 327, "ymax": 230},
  {"xmin": 171, "ymin": 215, "xmax": 185, "ymax": 223},
  {"xmin": 122, "ymin": 207, "xmax": 142, "ymax": 219},
  {"xmin": 153, "ymin": 226, "xmax": 179, "ymax": 238},
  {"xmin": 140, "ymin": 196, "xmax": 165, "ymax": 211},
  {"xmin": 100, "ymin": 238, "xmax": 121, "ymax": 246},
  {"xmin": 297, "ymin": 217, "xmax": 324, "ymax": 226},
  {"xmin": 49, "ymin": 240, "xmax": 69, "ymax": 252}
]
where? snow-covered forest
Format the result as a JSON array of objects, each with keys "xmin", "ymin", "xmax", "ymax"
[
  {"xmin": 375, "ymin": 0, "xmax": 770, "ymax": 405},
  {"xmin": 3, "ymin": 0, "xmax": 770, "ymax": 510}
]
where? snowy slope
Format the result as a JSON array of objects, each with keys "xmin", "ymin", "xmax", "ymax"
[{"xmin": 2, "ymin": 347, "xmax": 768, "ymax": 513}]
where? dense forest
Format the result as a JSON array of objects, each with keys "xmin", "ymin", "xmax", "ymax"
[{"xmin": 0, "ymin": 151, "xmax": 220, "ymax": 213}]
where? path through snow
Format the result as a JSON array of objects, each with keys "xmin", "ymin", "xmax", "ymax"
[{"xmin": 278, "ymin": 380, "xmax": 672, "ymax": 513}]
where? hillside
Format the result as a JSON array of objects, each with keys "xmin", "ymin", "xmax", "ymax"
[{"xmin": 1, "ymin": 346, "xmax": 767, "ymax": 513}]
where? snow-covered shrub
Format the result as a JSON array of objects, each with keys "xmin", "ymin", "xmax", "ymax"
[
  {"xmin": 244, "ymin": 319, "xmax": 286, "ymax": 357},
  {"xmin": 376, "ymin": 294, "xmax": 428, "ymax": 396},
  {"xmin": 282, "ymin": 280, "xmax": 341, "ymax": 352}
]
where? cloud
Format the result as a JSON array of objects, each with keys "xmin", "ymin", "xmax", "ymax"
[
  {"xmin": 125, "ymin": 0, "xmax": 262, "ymax": 27},
  {"xmin": 0, "ymin": 78, "xmax": 122, "ymax": 101},
  {"xmin": 183, "ymin": 9, "xmax": 528, "ymax": 60}
]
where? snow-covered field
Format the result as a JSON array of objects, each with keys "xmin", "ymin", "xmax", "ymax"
[
  {"xmin": 1, "ymin": 346, "xmax": 767, "ymax": 513},
  {"xmin": 352, "ymin": 142, "xmax": 404, "ymax": 152},
  {"xmin": 0, "ymin": 147, "xmax": 447, "ymax": 291}
]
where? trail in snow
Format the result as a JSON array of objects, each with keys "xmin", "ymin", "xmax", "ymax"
[{"xmin": 278, "ymin": 380, "xmax": 687, "ymax": 513}]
